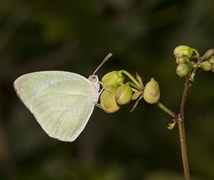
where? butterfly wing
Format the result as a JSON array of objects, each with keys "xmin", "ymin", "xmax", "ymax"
[{"xmin": 14, "ymin": 71, "xmax": 99, "ymax": 142}]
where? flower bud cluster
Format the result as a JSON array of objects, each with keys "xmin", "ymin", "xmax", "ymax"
[
  {"xmin": 174, "ymin": 45, "xmax": 198, "ymax": 77},
  {"xmin": 100, "ymin": 71, "xmax": 133, "ymax": 113},
  {"xmin": 174, "ymin": 46, "xmax": 214, "ymax": 76},
  {"xmin": 100, "ymin": 70, "xmax": 160, "ymax": 113}
]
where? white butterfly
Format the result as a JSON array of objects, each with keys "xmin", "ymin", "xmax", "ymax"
[{"xmin": 14, "ymin": 53, "xmax": 112, "ymax": 142}]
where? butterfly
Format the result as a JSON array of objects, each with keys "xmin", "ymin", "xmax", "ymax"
[{"xmin": 14, "ymin": 53, "xmax": 112, "ymax": 142}]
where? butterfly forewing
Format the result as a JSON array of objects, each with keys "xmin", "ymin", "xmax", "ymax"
[{"xmin": 14, "ymin": 71, "xmax": 99, "ymax": 142}]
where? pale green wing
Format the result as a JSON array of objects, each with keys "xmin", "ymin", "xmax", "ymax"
[{"xmin": 14, "ymin": 71, "xmax": 99, "ymax": 142}]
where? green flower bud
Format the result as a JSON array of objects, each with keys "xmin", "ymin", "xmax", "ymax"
[
  {"xmin": 191, "ymin": 62, "xmax": 197, "ymax": 69},
  {"xmin": 199, "ymin": 61, "xmax": 212, "ymax": 71},
  {"xmin": 176, "ymin": 57, "xmax": 187, "ymax": 64},
  {"xmin": 143, "ymin": 78, "xmax": 160, "ymax": 104},
  {"xmin": 209, "ymin": 56, "xmax": 214, "ymax": 64},
  {"xmin": 209, "ymin": 57, "xmax": 214, "ymax": 72},
  {"xmin": 115, "ymin": 84, "xmax": 132, "ymax": 105},
  {"xmin": 176, "ymin": 64, "xmax": 189, "ymax": 77},
  {"xmin": 174, "ymin": 45, "xmax": 193, "ymax": 58},
  {"xmin": 100, "ymin": 87, "xmax": 120, "ymax": 113},
  {"xmin": 101, "ymin": 71, "xmax": 124, "ymax": 88}
]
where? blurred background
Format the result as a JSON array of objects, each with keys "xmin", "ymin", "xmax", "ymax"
[{"xmin": 0, "ymin": 0, "xmax": 214, "ymax": 179}]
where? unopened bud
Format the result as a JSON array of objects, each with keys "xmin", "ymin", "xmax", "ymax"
[
  {"xmin": 176, "ymin": 57, "xmax": 187, "ymax": 64},
  {"xmin": 174, "ymin": 45, "xmax": 193, "ymax": 58},
  {"xmin": 100, "ymin": 87, "xmax": 120, "ymax": 113},
  {"xmin": 115, "ymin": 84, "xmax": 132, "ymax": 105},
  {"xmin": 199, "ymin": 61, "xmax": 212, "ymax": 71},
  {"xmin": 176, "ymin": 64, "xmax": 189, "ymax": 77},
  {"xmin": 209, "ymin": 56, "xmax": 214, "ymax": 64},
  {"xmin": 101, "ymin": 71, "xmax": 124, "ymax": 88},
  {"xmin": 143, "ymin": 78, "xmax": 160, "ymax": 104}
]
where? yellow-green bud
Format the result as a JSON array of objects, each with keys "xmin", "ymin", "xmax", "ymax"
[
  {"xmin": 176, "ymin": 57, "xmax": 187, "ymax": 64},
  {"xmin": 199, "ymin": 61, "xmax": 212, "ymax": 71},
  {"xmin": 143, "ymin": 78, "xmax": 160, "ymax": 104},
  {"xmin": 209, "ymin": 57, "xmax": 214, "ymax": 72},
  {"xmin": 100, "ymin": 87, "xmax": 120, "ymax": 113},
  {"xmin": 176, "ymin": 64, "xmax": 189, "ymax": 77},
  {"xmin": 191, "ymin": 62, "xmax": 197, "ymax": 69},
  {"xmin": 115, "ymin": 84, "xmax": 132, "ymax": 105},
  {"xmin": 174, "ymin": 45, "xmax": 193, "ymax": 58},
  {"xmin": 209, "ymin": 56, "xmax": 214, "ymax": 64},
  {"xmin": 101, "ymin": 71, "xmax": 124, "ymax": 88}
]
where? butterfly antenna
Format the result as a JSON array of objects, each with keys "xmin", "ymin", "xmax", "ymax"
[{"xmin": 93, "ymin": 53, "xmax": 113, "ymax": 75}]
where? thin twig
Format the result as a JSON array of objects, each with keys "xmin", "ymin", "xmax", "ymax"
[
  {"xmin": 178, "ymin": 77, "xmax": 192, "ymax": 180},
  {"xmin": 156, "ymin": 101, "xmax": 177, "ymax": 119},
  {"xmin": 178, "ymin": 120, "xmax": 190, "ymax": 180}
]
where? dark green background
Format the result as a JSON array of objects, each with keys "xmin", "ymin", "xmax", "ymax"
[{"xmin": 0, "ymin": 0, "xmax": 214, "ymax": 179}]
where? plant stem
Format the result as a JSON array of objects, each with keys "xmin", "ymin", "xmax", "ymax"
[
  {"xmin": 156, "ymin": 78, "xmax": 192, "ymax": 180},
  {"xmin": 178, "ymin": 77, "xmax": 192, "ymax": 180},
  {"xmin": 178, "ymin": 120, "xmax": 190, "ymax": 180}
]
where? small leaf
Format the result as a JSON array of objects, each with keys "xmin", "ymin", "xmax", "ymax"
[
  {"xmin": 136, "ymin": 72, "xmax": 144, "ymax": 87},
  {"xmin": 167, "ymin": 122, "xmax": 176, "ymax": 130},
  {"xmin": 130, "ymin": 94, "xmax": 143, "ymax": 112},
  {"xmin": 132, "ymin": 91, "xmax": 142, "ymax": 100}
]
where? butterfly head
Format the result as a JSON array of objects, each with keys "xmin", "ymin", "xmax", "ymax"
[{"xmin": 88, "ymin": 75, "xmax": 100, "ymax": 91}]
